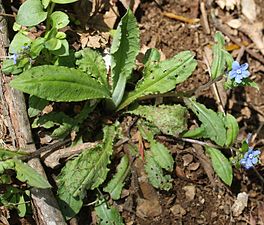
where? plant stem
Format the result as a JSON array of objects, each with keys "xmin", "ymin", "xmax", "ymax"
[{"xmin": 46, "ymin": 2, "xmax": 56, "ymax": 31}]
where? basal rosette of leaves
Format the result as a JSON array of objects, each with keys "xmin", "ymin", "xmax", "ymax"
[{"xmin": 4, "ymin": 1, "xmax": 260, "ymax": 222}]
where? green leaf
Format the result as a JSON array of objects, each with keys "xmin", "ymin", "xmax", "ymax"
[
  {"xmin": 16, "ymin": 0, "xmax": 48, "ymax": 27},
  {"xmin": 184, "ymin": 98, "xmax": 226, "ymax": 146},
  {"xmin": 144, "ymin": 152, "xmax": 172, "ymax": 191},
  {"xmin": 206, "ymin": 147, "xmax": 233, "ymax": 186},
  {"xmin": 32, "ymin": 111, "xmax": 77, "ymax": 138},
  {"xmin": 104, "ymin": 154, "xmax": 130, "ymax": 200},
  {"xmin": 138, "ymin": 124, "xmax": 174, "ymax": 172},
  {"xmin": 0, "ymin": 160, "xmax": 15, "ymax": 174},
  {"xmin": 75, "ymin": 48, "xmax": 108, "ymax": 89},
  {"xmin": 42, "ymin": 0, "xmax": 51, "ymax": 9},
  {"xmin": 211, "ymin": 32, "xmax": 226, "ymax": 79},
  {"xmin": 45, "ymin": 38, "xmax": 62, "ymax": 50},
  {"xmin": 50, "ymin": 11, "xmax": 69, "ymax": 29},
  {"xmin": 9, "ymin": 32, "xmax": 31, "ymax": 54},
  {"xmin": 28, "ymin": 95, "xmax": 49, "ymax": 118},
  {"xmin": 13, "ymin": 159, "xmax": 51, "ymax": 188},
  {"xmin": 127, "ymin": 104, "xmax": 187, "ymax": 136},
  {"xmin": 17, "ymin": 194, "xmax": 27, "ymax": 217},
  {"xmin": 10, "ymin": 65, "xmax": 111, "ymax": 102},
  {"xmin": 118, "ymin": 51, "xmax": 197, "ymax": 110},
  {"xmin": 182, "ymin": 126, "xmax": 206, "ymax": 138},
  {"xmin": 51, "ymin": 39, "xmax": 69, "ymax": 56},
  {"xmin": 111, "ymin": 9, "xmax": 140, "ymax": 106},
  {"xmin": 95, "ymin": 196, "xmax": 124, "ymax": 225},
  {"xmin": 0, "ymin": 148, "xmax": 27, "ymax": 160},
  {"xmin": 150, "ymin": 140, "xmax": 174, "ymax": 172},
  {"xmin": 224, "ymin": 113, "xmax": 239, "ymax": 147},
  {"xmin": 30, "ymin": 37, "xmax": 45, "ymax": 58},
  {"xmin": 51, "ymin": 0, "xmax": 78, "ymax": 3},
  {"xmin": 57, "ymin": 124, "xmax": 116, "ymax": 218}
]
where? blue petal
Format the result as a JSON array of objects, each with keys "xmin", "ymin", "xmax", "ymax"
[
  {"xmin": 245, "ymin": 160, "xmax": 254, "ymax": 169},
  {"xmin": 229, "ymin": 70, "xmax": 237, "ymax": 79},
  {"xmin": 241, "ymin": 63, "xmax": 249, "ymax": 70},
  {"xmin": 253, "ymin": 150, "xmax": 261, "ymax": 156},
  {"xmin": 232, "ymin": 61, "xmax": 240, "ymax": 70},
  {"xmin": 235, "ymin": 76, "xmax": 242, "ymax": 83},
  {"xmin": 241, "ymin": 71, "xmax": 250, "ymax": 78},
  {"xmin": 240, "ymin": 159, "xmax": 247, "ymax": 165},
  {"xmin": 251, "ymin": 157, "xmax": 258, "ymax": 165}
]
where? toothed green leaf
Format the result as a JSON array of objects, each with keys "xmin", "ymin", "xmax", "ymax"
[
  {"xmin": 104, "ymin": 154, "xmax": 130, "ymax": 200},
  {"xmin": 118, "ymin": 51, "xmax": 197, "ymax": 110},
  {"xmin": 111, "ymin": 9, "xmax": 140, "ymax": 106},
  {"xmin": 127, "ymin": 104, "xmax": 188, "ymax": 135},
  {"xmin": 75, "ymin": 48, "xmax": 108, "ymax": 89},
  {"xmin": 57, "ymin": 125, "xmax": 117, "ymax": 218}
]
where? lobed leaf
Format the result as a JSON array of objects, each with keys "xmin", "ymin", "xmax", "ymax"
[
  {"xmin": 206, "ymin": 147, "xmax": 233, "ymax": 186},
  {"xmin": 118, "ymin": 51, "xmax": 197, "ymax": 110},
  {"xmin": 127, "ymin": 104, "xmax": 188, "ymax": 136},
  {"xmin": 57, "ymin": 125, "xmax": 116, "ymax": 218},
  {"xmin": 16, "ymin": 0, "xmax": 47, "ymax": 27},
  {"xmin": 10, "ymin": 65, "xmax": 111, "ymax": 102},
  {"xmin": 184, "ymin": 98, "xmax": 226, "ymax": 146},
  {"xmin": 111, "ymin": 9, "xmax": 140, "ymax": 106},
  {"xmin": 104, "ymin": 154, "xmax": 130, "ymax": 200}
]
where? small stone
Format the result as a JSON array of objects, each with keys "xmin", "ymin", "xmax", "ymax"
[
  {"xmin": 182, "ymin": 185, "xmax": 196, "ymax": 201},
  {"xmin": 232, "ymin": 192, "xmax": 248, "ymax": 217},
  {"xmin": 170, "ymin": 204, "xmax": 186, "ymax": 217}
]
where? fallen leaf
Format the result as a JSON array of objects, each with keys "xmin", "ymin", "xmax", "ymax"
[
  {"xmin": 241, "ymin": 0, "xmax": 257, "ymax": 22},
  {"xmin": 188, "ymin": 162, "xmax": 200, "ymax": 171},
  {"xmin": 226, "ymin": 19, "xmax": 242, "ymax": 29},
  {"xmin": 239, "ymin": 22, "xmax": 264, "ymax": 55},
  {"xmin": 182, "ymin": 154, "xmax": 193, "ymax": 166}
]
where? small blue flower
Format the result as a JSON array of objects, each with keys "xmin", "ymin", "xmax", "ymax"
[
  {"xmin": 9, "ymin": 53, "xmax": 18, "ymax": 64},
  {"xmin": 228, "ymin": 61, "xmax": 250, "ymax": 83},
  {"xmin": 240, "ymin": 147, "xmax": 261, "ymax": 170}
]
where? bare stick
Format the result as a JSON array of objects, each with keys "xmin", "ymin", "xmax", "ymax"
[
  {"xmin": 0, "ymin": 2, "xmax": 66, "ymax": 223},
  {"xmin": 200, "ymin": 2, "xmax": 210, "ymax": 34}
]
